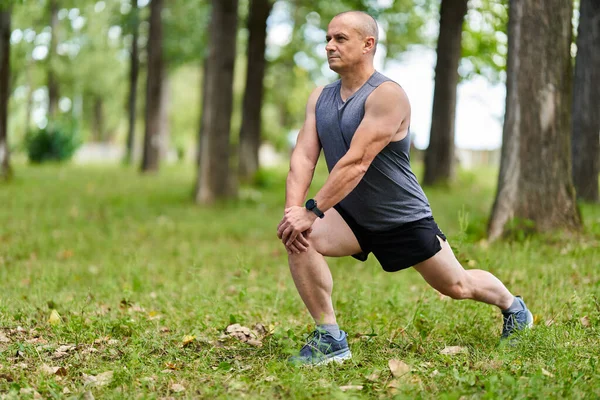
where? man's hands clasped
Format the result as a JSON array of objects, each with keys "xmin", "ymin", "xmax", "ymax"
[{"xmin": 277, "ymin": 206, "xmax": 318, "ymax": 255}]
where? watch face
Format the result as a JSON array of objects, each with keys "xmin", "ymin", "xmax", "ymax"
[{"xmin": 306, "ymin": 199, "xmax": 316, "ymax": 209}]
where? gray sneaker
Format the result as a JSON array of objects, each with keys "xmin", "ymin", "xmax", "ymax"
[
  {"xmin": 501, "ymin": 296, "xmax": 533, "ymax": 339},
  {"xmin": 288, "ymin": 329, "xmax": 352, "ymax": 366}
]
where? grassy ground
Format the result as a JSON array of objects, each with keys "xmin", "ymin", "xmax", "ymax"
[{"xmin": 0, "ymin": 163, "xmax": 598, "ymax": 399}]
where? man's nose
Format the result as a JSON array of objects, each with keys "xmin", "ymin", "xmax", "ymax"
[{"xmin": 325, "ymin": 41, "xmax": 335, "ymax": 52}]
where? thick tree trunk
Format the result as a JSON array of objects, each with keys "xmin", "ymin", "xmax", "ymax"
[
  {"xmin": 423, "ymin": 0, "xmax": 468, "ymax": 186},
  {"xmin": 238, "ymin": 0, "xmax": 272, "ymax": 181},
  {"xmin": 47, "ymin": 0, "xmax": 59, "ymax": 118},
  {"xmin": 572, "ymin": 0, "xmax": 600, "ymax": 202},
  {"xmin": 0, "ymin": 10, "xmax": 11, "ymax": 180},
  {"xmin": 126, "ymin": 0, "xmax": 140, "ymax": 163},
  {"xmin": 488, "ymin": 0, "xmax": 581, "ymax": 241},
  {"xmin": 141, "ymin": 0, "xmax": 165, "ymax": 172},
  {"xmin": 195, "ymin": 0, "xmax": 239, "ymax": 203}
]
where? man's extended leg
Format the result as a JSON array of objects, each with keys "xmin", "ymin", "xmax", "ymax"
[
  {"xmin": 413, "ymin": 237, "xmax": 533, "ymax": 337},
  {"xmin": 413, "ymin": 237, "xmax": 514, "ymax": 308}
]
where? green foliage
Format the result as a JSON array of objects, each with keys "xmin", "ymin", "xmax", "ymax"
[
  {"xmin": 25, "ymin": 118, "xmax": 81, "ymax": 163},
  {"xmin": 461, "ymin": 0, "xmax": 509, "ymax": 83},
  {"xmin": 0, "ymin": 164, "xmax": 599, "ymax": 397}
]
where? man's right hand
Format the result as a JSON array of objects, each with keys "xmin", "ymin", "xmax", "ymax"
[{"xmin": 283, "ymin": 228, "xmax": 312, "ymax": 255}]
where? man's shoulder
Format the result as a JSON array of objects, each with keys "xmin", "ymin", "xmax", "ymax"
[{"xmin": 323, "ymin": 79, "xmax": 341, "ymax": 91}]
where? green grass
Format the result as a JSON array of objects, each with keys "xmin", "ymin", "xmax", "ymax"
[{"xmin": 0, "ymin": 163, "xmax": 599, "ymax": 399}]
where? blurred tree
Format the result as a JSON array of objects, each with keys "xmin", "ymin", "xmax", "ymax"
[
  {"xmin": 238, "ymin": 0, "xmax": 272, "ymax": 181},
  {"xmin": 47, "ymin": 0, "xmax": 59, "ymax": 118},
  {"xmin": 423, "ymin": 0, "xmax": 469, "ymax": 186},
  {"xmin": 488, "ymin": 0, "xmax": 581, "ymax": 241},
  {"xmin": 141, "ymin": 0, "xmax": 165, "ymax": 172},
  {"xmin": 0, "ymin": 7, "xmax": 10, "ymax": 179},
  {"xmin": 196, "ymin": 0, "xmax": 239, "ymax": 203},
  {"xmin": 125, "ymin": 0, "xmax": 140, "ymax": 163},
  {"xmin": 572, "ymin": 0, "xmax": 599, "ymax": 202}
]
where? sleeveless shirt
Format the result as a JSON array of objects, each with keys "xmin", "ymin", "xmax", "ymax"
[{"xmin": 315, "ymin": 71, "xmax": 432, "ymax": 231}]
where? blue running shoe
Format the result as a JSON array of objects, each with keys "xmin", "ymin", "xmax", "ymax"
[
  {"xmin": 288, "ymin": 329, "xmax": 352, "ymax": 366},
  {"xmin": 501, "ymin": 296, "xmax": 533, "ymax": 339}
]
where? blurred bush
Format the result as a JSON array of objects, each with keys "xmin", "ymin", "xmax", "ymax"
[{"xmin": 25, "ymin": 119, "xmax": 82, "ymax": 163}]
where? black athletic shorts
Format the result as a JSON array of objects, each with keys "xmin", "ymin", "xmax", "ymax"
[{"xmin": 334, "ymin": 205, "xmax": 447, "ymax": 272}]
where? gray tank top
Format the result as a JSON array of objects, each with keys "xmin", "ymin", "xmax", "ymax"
[{"xmin": 315, "ymin": 71, "xmax": 432, "ymax": 231}]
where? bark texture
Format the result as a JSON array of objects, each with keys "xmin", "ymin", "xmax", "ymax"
[
  {"xmin": 423, "ymin": 0, "xmax": 469, "ymax": 186},
  {"xmin": 572, "ymin": 0, "xmax": 600, "ymax": 202},
  {"xmin": 0, "ymin": 10, "xmax": 11, "ymax": 179},
  {"xmin": 141, "ymin": 0, "xmax": 165, "ymax": 172},
  {"xmin": 488, "ymin": 0, "xmax": 582, "ymax": 240},
  {"xmin": 238, "ymin": 0, "xmax": 272, "ymax": 181},
  {"xmin": 195, "ymin": 0, "xmax": 239, "ymax": 203},
  {"xmin": 126, "ymin": 0, "xmax": 140, "ymax": 163}
]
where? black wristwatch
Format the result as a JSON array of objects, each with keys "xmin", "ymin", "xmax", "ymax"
[{"xmin": 305, "ymin": 199, "xmax": 324, "ymax": 219}]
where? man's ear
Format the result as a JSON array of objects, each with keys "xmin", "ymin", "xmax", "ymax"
[{"xmin": 363, "ymin": 37, "xmax": 376, "ymax": 53}]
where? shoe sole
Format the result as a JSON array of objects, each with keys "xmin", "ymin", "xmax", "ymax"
[
  {"xmin": 525, "ymin": 310, "xmax": 533, "ymax": 328},
  {"xmin": 312, "ymin": 349, "xmax": 352, "ymax": 366}
]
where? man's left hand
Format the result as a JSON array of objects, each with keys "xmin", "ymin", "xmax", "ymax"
[{"xmin": 277, "ymin": 206, "xmax": 318, "ymax": 247}]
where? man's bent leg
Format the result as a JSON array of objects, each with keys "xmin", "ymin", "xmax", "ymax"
[
  {"xmin": 413, "ymin": 237, "xmax": 514, "ymax": 309},
  {"xmin": 288, "ymin": 208, "xmax": 363, "ymax": 325}
]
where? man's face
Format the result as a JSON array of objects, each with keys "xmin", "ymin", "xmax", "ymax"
[{"xmin": 325, "ymin": 16, "xmax": 369, "ymax": 72}]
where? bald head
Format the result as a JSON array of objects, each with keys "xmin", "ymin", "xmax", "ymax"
[{"xmin": 332, "ymin": 11, "xmax": 379, "ymax": 53}]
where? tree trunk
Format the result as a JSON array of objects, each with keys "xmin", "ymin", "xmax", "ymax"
[
  {"xmin": 238, "ymin": 0, "xmax": 272, "ymax": 181},
  {"xmin": 423, "ymin": 0, "xmax": 469, "ymax": 186},
  {"xmin": 195, "ymin": 0, "xmax": 239, "ymax": 203},
  {"xmin": 0, "ymin": 10, "xmax": 11, "ymax": 180},
  {"xmin": 47, "ymin": 0, "xmax": 59, "ymax": 118},
  {"xmin": 92, "ymin": 96, "xmax": 104, "ymax": 142},
  {"xmin": 126, "ymin": 0, "xmax": 140, "ymax": 163},
  {"xmin": 141, "ymin": 0, "xmax": 165, "ymax": 172},
  {"xmin": 159, "ymin": 75, "xmax": 170, "ymax": 161},
  {"xmin": 196, "ymin": 54, "xmax": 210, "ymax": 167},
  {"xmin": 488, "ymin": 0, "xmax": 581, "ymax": 241},
  {"xmin": 572, "ymin": 0, "xmax": 600, "ymax": 202}
]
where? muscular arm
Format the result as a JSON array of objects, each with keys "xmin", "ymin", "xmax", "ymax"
[
  {"xmin": 312, "ymin": 82, "xmax": 410, "ymax": 212},
  {"xmin": 285, "ymin": 87, "xmax": 323, "ymax": 208},
  {"xmin": 277, "ymin": 82, "xmax": 411, "ymax": 248}
]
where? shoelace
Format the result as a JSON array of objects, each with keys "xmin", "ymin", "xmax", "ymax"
[{"xmin": 502, "ymin": 309, "xmax": 528, "ymax": 337}]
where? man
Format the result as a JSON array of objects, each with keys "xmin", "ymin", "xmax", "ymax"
[{"xmin": 276, "ymin": 11, "xmax": 532, "ymax": 366}]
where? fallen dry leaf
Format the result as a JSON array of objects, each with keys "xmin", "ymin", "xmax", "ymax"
[
  {"xmin": 0, "ymin": 332, "xmax": 9, "ymax": 343},
  {"xmin": 83, "ymin": 371, "xmax": 113, "ymax": 387},
  {"xmin": 388, "ymin": 359, "xmax": 410, "ymax": 378},
  {"xmin": 246, "ymin": 339, "xmax": 262, "ymax": 347},
  {"xmin": 225, "ymin": 323, "xmax": 263, "ymax": 346},
  {"xmin": 339, "ymin": 385, "xmax": 363, "ymax": 391},
  {"xmin": 542, "ymin": 368, "xmax": 554, "ymax": 377},
  {"xmin": 57, "ymin": 250, "xmax": 74, "ymax": 260},
  {"xmin": 48, "ymin": 310, "xmax": 62, "ymax": 325},
  {"xmin": 41, "ymin": 364, "xmax": 67, "ymax": 376},
  {"xmin": 164, "ymin": 362, "xmax": 178, "ymax": 370},
  {"xmin": 182, "ymin": 335, "xmax": 196, "ymax": 347},
  {"xmin": 365, "ymin": 371, "xmax": 380, "ymax": 382},
  {"xmin": 170, "ymin": 383, "xmax": 185, "ymax": 393},
  {"xmin": 440, "ymin": 346, "xmax": 469, "ymax": 355},
  {"xmin": 387, "ymin": 379, "xmax": 401, "ymax": 389},
  {"xmin": 580, "ymin": 316, "xmax": 590, "ymax": 327}
]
